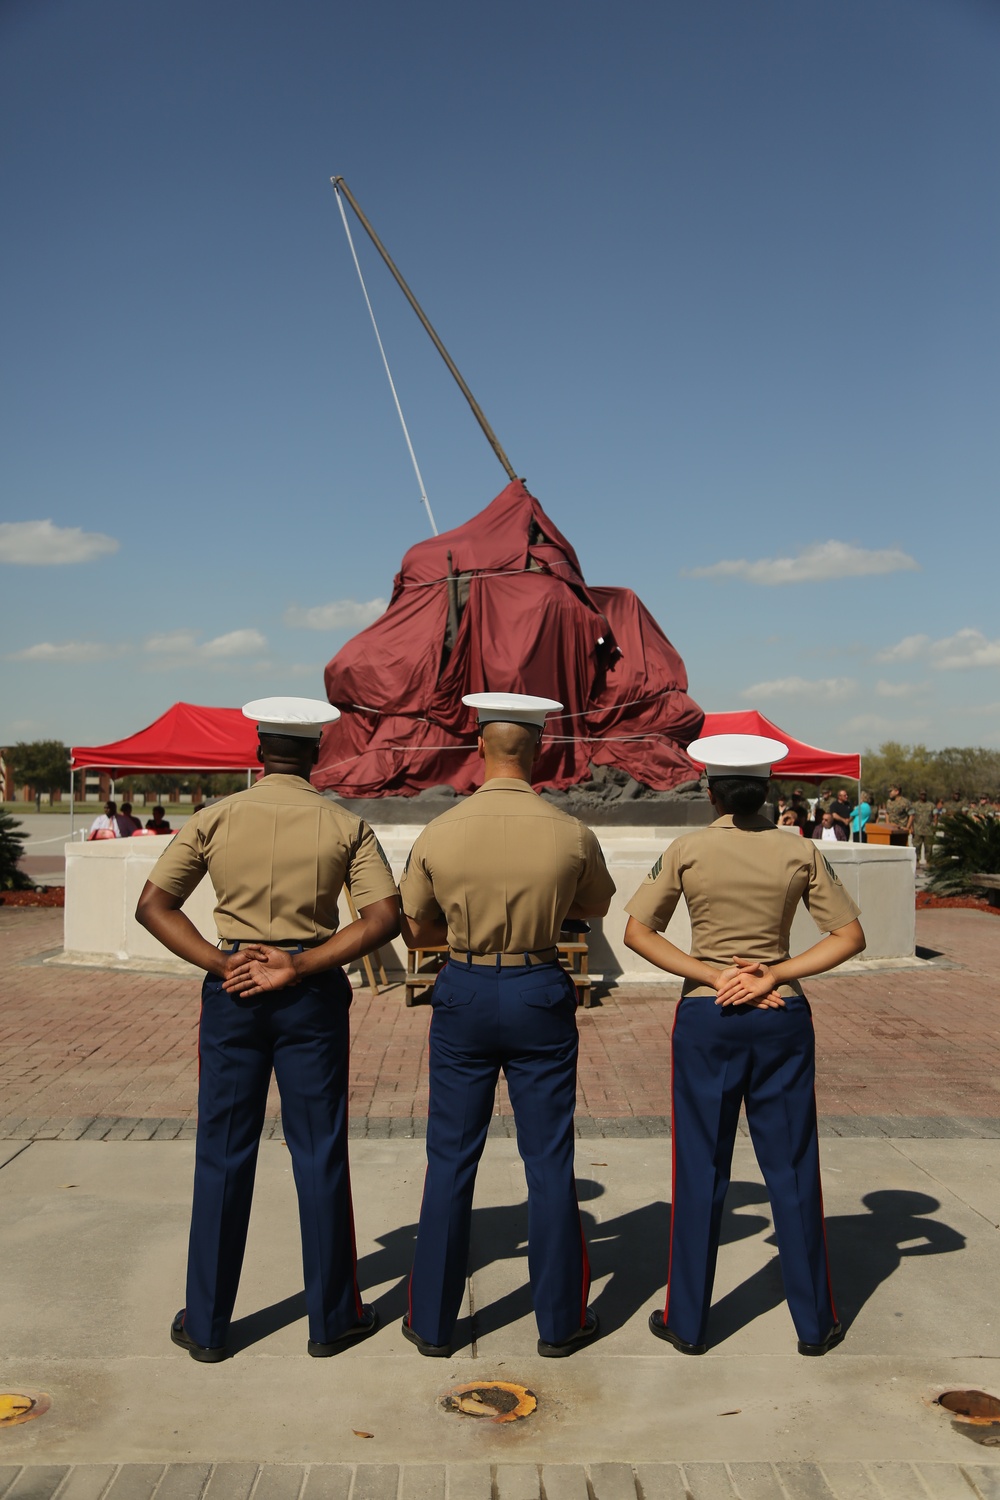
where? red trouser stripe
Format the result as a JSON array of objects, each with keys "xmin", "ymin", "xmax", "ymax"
[{"xmin": 663, "ymin": 996, "xmax": 682, "ymax": 1322}]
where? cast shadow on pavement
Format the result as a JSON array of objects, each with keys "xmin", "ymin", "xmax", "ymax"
[
  {"xmin": 707, "ymin": 1189, "xmax": 966, "ymax": 1347},
  {"xmin": 225, "ymin": 1184, "xmax": 958, "ymax": 1355},
  {"xmin": 459, "ymin": 1178, "xmax": 771, "ymax": 1344},
  {"xmin": 229, "ymin": 1290, "xmax": 308, "ymax": 1353},
  {"xmin": 225, "ymin": 1180, "xmax": 772, "ymax": 1354}
]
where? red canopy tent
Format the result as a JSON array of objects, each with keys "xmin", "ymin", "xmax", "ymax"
[
  {"xmin": 699, "ymin": 710, "xmax": 860, "ymax": 781},
  {"xmin": 315, "ymin": 481, "xmax": 704, "ymax": 796},
  {"xmin": 71, "ymin": 702, "xmax": 259, "ymax": 773}
]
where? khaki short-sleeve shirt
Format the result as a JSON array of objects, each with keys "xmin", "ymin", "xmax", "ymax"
[
  {"xmin": 399, "ymin": 777, "xmax": 615, "ymax": 954},
  {"xmin": 624, "ymin": 813, "xmax": 861, "ymax": 996},
  {"xmin": 147, "ymin": 774, "xmax": 398, "ymax": 943}
]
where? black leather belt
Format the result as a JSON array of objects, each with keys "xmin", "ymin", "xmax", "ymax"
[
  {"xmin": 221, "ymin": 939, "xmax": 326, "ymax": 952},
  {"xmin": 448, "ymin": 947, "xmax": 559, "ymax": 969}
]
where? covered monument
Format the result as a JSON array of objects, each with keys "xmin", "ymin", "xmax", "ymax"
[{"xmin": 314, "ymin": 481, "xmax": 703, "ymax": 797}]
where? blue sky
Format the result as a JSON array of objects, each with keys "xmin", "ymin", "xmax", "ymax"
[{"xmin": 2, "ymin": 0, "xmax": 998, "ymax": 757}]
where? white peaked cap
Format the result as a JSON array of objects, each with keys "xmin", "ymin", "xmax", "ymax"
[
  {"xmin": 242, "ymin": 696, "xmax": 341, "ymax": 739},
  {"xmin": 687, "ymin": 733, "xmax": 789, "ymax": 779},
  {"xmin": 463, "ymin": 692, "xmax": 563, "ymax": 729}
]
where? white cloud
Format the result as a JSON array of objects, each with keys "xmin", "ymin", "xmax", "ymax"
[
  {"xmin": 929, "ymin": 628, "xmax": 1000, "ymax": 671},
  {"xmin": 283, "ymin": 598, "xmax": 387, "ymax": 631},
  {"xmin": 686, "ymin": 540, "xmax": 920, "ymax": 586},
  {"xmin": 7, "ymin": 640, "xmax": 127, "ymax": 663},
  {"xmin": 143, "ymin": 628, "xmax": 267, "ymax": 661},
  {"xmin": 742, "ymin": 675, "xmax": 856, "ymax": 701},
  {"xmin": 145, "ymin": 630, "xmax": 199, "ymax": 654},
  {"xmin": 0, "ymin": 520, "xmax": 119, "ymax": 565},
  {"xmin": 7, "ymin": 639, "xmax": 128, "ymax": 663},
  {"xmin": 874, "ymin": 634, "xmax": 930, "ymax": 664},
  {"xmin": 843, "ymin": 713, "xmax": 931, "ymax": 736},
  {"xmin": 875, "ymin": 679, "xmax": 928, "ymax": 699},
  {"xmin": 874, "ymin": 628, "xmax": 1000, "ymax": 671},
  {"xmin": 200, "ymin": 629, "xmax": 267, "ymax": 658}
]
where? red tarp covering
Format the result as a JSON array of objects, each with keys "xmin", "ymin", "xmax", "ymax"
[
  {"xmin": 699, "ymin": 711, "xmax": 860, "ymax": 781},
  {"xmin": 71, "ymin": 702, "xmax": 259, "ymax": 772},
  {"xmin": 315, "ymin": 481, "xmax": 704, "ymax": 796}
]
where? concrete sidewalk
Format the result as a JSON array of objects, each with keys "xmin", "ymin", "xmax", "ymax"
[
  {"xmin": 3, "ymin": 905, "xmax": 1000, "ymax": 1489},
  {"xmin": 1, "ymin": 1134, "xmax": 998, "ymax": 1482}
]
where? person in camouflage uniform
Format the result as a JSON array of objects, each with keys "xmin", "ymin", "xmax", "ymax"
[
  {"xmin": 884, "ymin": 786, "xmax": 911, "ymax": 843},
  {"xmin": 910, "ymin": 790, "xmax": 935, "ymax": 866}
]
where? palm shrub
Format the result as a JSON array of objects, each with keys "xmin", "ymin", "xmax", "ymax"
[
  {"xmin": 927, "ymin": 812, "xmax": 1000, "ymax": 897},
  {"xmin": 0, "ymin": 808, "xmax": 29, "ymax": 891}
]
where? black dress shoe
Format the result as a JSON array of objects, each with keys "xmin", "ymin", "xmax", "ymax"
[
  {"xmin": 798, "ymin": 1322, "xmax": 844, "ymax": 1357},
  {"xmin": 400, "ymin": 1317, "xmax": 452, "ymax": 1358},
  {"xmin": 537, "ymin": 1308, "xmax": 600, "ymax": 1358},
  {"xmin": 308, "ymin": 1305, "xmax": 379, "ymax": 1357},
  {"xmin": 648, "ymin": 1309, "xmax": 707, "ymax": 1354},
  {"xmin": 170, "ymin": 1309, "xmax": 228, "ymax": 1363}
]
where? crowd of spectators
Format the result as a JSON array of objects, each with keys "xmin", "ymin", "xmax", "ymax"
[
  {"xmin": 87, "ymin": 801, "xmax": 174, "ymax": 839},
  {"xmin": 763, "ymin": 784, "xmax": 1000, "ymax": 864}
]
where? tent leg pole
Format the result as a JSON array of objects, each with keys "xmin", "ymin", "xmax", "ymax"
[{"xmin": 69, "ymin": 764, "xmax": 74, "ymax": 841}]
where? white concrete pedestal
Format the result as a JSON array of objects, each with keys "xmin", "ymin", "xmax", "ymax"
[{"xmin": 62, "ymin": 826, "xmax": 915, "ymax": 983}]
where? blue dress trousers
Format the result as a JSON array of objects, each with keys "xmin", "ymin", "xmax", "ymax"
[
  {"xmin": 666, "ymin": 992, "xmax": 836, "ymax": 1348},
  {"xmin": 407, "ymin": 958, "xmax": 590, "ymax": 1348},
  {"xmin": 184, "ymin": 965, "xmax": 362, "ymax": 1350}
]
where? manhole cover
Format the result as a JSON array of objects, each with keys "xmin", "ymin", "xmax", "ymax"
[
  {"xmin": 441, "ymin": 1381, "xmax": 536, "ymax": 1423},
  {"xmin": 937, "ymin": 1390, "xmax": 1000, "ymax": 1425},
  {"xmin": 0, "ymin": 1392, "xmax": 51, "ymax": 1428}
]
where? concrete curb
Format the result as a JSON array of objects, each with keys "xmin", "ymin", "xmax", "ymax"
[
  {"xmin": 0, "ymin": 1460, "xmax": 998, "ymax": 1500},
  {"xmin": 1, "ymin": 1117, "xmax": 999, "ymax": 1143}
]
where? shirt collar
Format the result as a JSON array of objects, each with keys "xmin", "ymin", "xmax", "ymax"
[
  {"xmin": 474, "ymin": 777, "xmax": 536, "ymax": 795},
  {"xmin": 254, "ymin": 773, "xmax": 315, "ymax": 789},
  {"xmin": 710, "ymin": 813, "xmax": 775, "ymax": 831}
]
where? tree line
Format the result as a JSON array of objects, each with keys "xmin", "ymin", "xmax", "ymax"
[
  {"xmin": 1, "ymin": 740, "xmax": 244, "ymax": 800},
  {"xmin": 5, "ymin": 736, "xmax": 1000, "ymax": 807},
  {"xmin": 769, "ymin": 743, "xmax": 1000, "ymax": 804},
  {"xmin": 851, "ymin": 743, "xmax": 1000, "ymax": 803}
]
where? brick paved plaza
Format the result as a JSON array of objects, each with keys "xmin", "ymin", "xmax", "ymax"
[{"xmin": 2, "ymin": 907, "xmax": 998, "ymax": 1137}]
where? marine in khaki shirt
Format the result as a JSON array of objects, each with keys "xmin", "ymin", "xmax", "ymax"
[
  {"xmin": 135, "ymin": 697, "xmax": 399, "ymax": 1366},
  {"xmin": 624, "ymin": 733, "xmax": 865, "ymax": 1360},
  {"xmin": 400, "ymin": 777, "xmax": 615, "ymax": 956},
  {"xmin": 147, "ymin": 773, "xmax": 396, "ymax": 946},
  {"xmin": 398, "ymin": 692, "xmax": 614, "ymax": 1363},
  {"xmin": 625, "ymin": 812, "xmax": 861, "ymax": 997}
]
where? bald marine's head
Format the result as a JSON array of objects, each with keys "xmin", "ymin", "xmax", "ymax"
[{"xmin": 478, "ymin": 719, "xmax": 541, "ymax": 781}]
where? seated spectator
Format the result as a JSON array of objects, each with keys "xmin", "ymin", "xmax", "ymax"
[
  {"xmin": 117, "ymin": 802, "xmax": 142, "ymax": 837},
  {"xmin": 778, "ymin": 809, "xmax": 804, "ymax": 834},
  {"xmin": 813, "ymin": 811, "xmax": 847, "ymax": 842},
  {"xmin": 145, "ymin": 805, "xmax": 174, "ymax": 834},
  {"xmin": 88, "ymin": 800, "xmax": 128, "ymax": 840}
]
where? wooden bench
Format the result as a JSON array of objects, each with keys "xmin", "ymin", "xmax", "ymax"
[{"xmin": 404, "ymin": 935, "xmax": 593, "ymax": 1007}]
